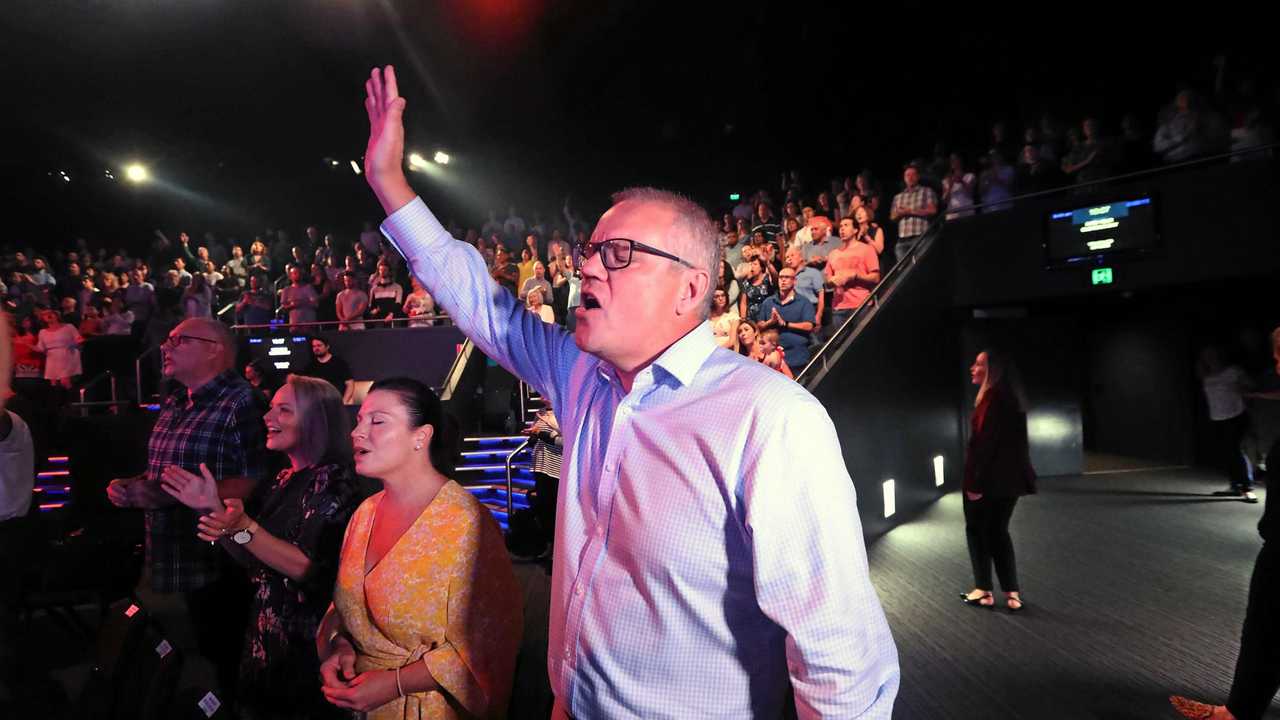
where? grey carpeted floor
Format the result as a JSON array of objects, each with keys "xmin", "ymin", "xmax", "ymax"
[{"xmin": 874, "ymin": 469, "xmax": 1276, "ymax": 720}]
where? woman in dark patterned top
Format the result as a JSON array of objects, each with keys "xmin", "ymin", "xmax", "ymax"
[{"xmin": 162, "ymin": 374, "xmax": 371, "ymax": 719}]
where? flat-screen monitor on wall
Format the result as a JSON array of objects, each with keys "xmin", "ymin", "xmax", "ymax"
[{"xmin": 1043, "ymin": 195, "xmax": 1159, "ymax": 267}]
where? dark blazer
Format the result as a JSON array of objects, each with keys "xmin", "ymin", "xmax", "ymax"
[{"xmin": 963, "ymin": 384, "xmax": 1037, "ymax": 497}]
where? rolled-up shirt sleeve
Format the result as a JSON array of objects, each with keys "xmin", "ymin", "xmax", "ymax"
[
  {"xmin": 381, "ymin": 197, "xmax": 578, "ymax": 409},
  {"xmin": 743, "ymin": 390, "xmax": 900, "ymax": 719}
]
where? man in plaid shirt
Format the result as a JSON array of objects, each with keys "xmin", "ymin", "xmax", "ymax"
[
  {"xmin": 889, "ymin": 164, "xmax": 938, "ymax": 265},
  {"xmin": 107, "ymin": 317, "xmax": 269, "ymax": 690}
]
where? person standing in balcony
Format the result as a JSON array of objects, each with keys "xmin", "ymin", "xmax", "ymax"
[
  {"xmin": 889, "ymin": 163, "xmax": 937, "ymax": 264},
  {"xmin": 960, "ymin": 349, "xmax": 1036, "ymax": 612}
]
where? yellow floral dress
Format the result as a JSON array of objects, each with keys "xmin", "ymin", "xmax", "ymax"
[{"xmin": 333, "ymin": 481, "xmax": 523, "ymax": 719}]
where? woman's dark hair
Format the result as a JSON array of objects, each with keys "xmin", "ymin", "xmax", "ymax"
[{"xmin": 368, "ymin": 377, "xmax": 461, "ymax": 476}]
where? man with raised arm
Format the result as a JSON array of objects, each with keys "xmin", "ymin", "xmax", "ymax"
[{"xmin": 361, "ymin": 65, "xmax": 898, "ymax": 719}]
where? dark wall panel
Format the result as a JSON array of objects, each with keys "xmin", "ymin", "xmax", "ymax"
[
  {"xmin": 950, "ymin": 158, "xmax": 1279, "ymax": 308},
  {"xmin": 809, "ymin": 241, "xmax": 964, "ymax": 538},
  {"xmin": 239, "ymin": 325, "xmax": 466, "ymax": 387}
]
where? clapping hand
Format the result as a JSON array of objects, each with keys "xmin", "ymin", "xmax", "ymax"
[
  {"xmin": 768, "ymin": 307, "xmax": 785, "ymax": 328},
  {"xmin": 160, "ymin": 463, "xmax": 221, "ymax": 514},
  {"xmin": 196, "ymin": 499, "xmax": 247, "ymax": 542}
]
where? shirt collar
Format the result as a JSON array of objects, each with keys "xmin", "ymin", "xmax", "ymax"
[
  {"xmin": 595, "ymin": 321, "xmax": 718, "ymax": 389},
  {"xmin": 183, "ymin": 370, "xmax": 237, "ymax": 405}
]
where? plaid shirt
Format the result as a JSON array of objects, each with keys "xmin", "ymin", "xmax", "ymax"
[
  {"xmin": 891, "ymin": 184, "xmax": 937, "ymax": 239},
  {"xmin": 144, "ymin": 371, "xmax": 269, "ymax": 593}
]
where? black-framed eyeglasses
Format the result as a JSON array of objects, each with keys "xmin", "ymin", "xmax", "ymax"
[
  {"xmin": 162, "ymin": 334, "xmax": 220, "ymax": 349},
  {"xmin": 572, "ymin": 238, "xmax": 696, "ymax": 275}
]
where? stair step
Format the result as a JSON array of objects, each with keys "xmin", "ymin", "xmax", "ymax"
[
  {"xmin": 47, "ymin": 456, "xmax": 70, "ymax": 464},
  {"xmin": 463, "ymin": 435, "xmax": 527, "ymax": 444},
  {"xmin": 37, "ymin": 470, "xmax": 71, "ymax": 479}
]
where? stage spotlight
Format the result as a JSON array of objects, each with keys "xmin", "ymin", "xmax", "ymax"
[
  {"xmin": 350, "ymin": 160, "xmax": 362, "ymax": 175},
  {"xmin": 125, "ymin": 163, "xmax": 150, "ymax": 183},
  {"xmin": 408, "ymin": 152, "xmax": 428, "ymax": 170},
  {"xmin": 433, "ymin": 151, "xmax": 450, "ymax": 165}
]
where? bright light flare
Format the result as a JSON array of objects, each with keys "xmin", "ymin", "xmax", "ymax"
[
  {"xmin": 408, "ymin": 152, "xmax": 428, "ymax": 170},
  {"xmin": 350, "ymin": 160, "xmax": 362, "ymax": 175},
  {"xmin": 882, "ymin": 479, "xmax": 896, "ymax": 518},
  {"xmin": 433, "ymin": 151, "xmax": 450, "ymax": 165},
  {"xmin": 125, "ymin": 163, "xmax": 150, "ymax": 183},
  {"xmin": 933, "ymin": 455, "xmax": 945, "ymax": 487}
]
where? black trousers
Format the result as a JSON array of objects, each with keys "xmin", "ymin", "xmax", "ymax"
[
  {"xmin": 185, "ymin": 569, "xmax": 252, "ymax": 695},
  {"xmin": 1209, "ymin": 413, "xmax": 1254, "ymax": 492},
  {"xmin": 1227, "ymin": 544, "xmax": 1280, "ymax": 720},
  {"xmin": 963, "ymin": 495, "xmax": 1020, "ymax": 592}
]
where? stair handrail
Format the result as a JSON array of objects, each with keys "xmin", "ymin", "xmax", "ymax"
[
  {"xmin": 135, "ymin": 344, "xmax": 163, "ymax": 405},
  {"xmin": 76, "ymin": 369, "xmax": 118, "ymax": 408},
  {"xmin": 504, "ymin": 437, "xmax": 531, "ymax": 520}
]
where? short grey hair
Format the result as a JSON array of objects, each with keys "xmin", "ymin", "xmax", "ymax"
[
  {"xmin": 611, "ymin": 187, "xmax": 721, "ymax": 319},
  {"xmin": 181, "ymin": 317, "xmax": 236, "ymax": 372}
]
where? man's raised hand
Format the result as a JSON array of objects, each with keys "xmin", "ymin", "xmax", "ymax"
[{"xmin": 363, "ymin": 65, "xmax": 415, "ymax": 214}]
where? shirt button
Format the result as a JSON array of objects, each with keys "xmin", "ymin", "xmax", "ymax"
[
  {"xmin": 596, "ymin": 526, "xmax": 605, "ymax": 538},
  {"xmin": 563, "ymin": 647, "xmax": 572, "ymax": 659},
  {"xmin": 575, "ymin": 584, "xmax": 584, "ymax": 596}
]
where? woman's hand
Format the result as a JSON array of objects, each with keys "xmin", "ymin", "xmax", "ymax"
[
  {"xmin": 322, "ymin": 667, "xmax": 401, "ymax": 713},
  {"xmin": 965, "ymin": 491, "xmax": 983, "ymax": 501},
  {"xmin": 318, "ymin": 635, "xmax": 358, "ymax": 690},
  {"xmin": 196, "ymin": 499, "xmax": 248, "ymax": 542},
  {"xmin": 160, "ymin": 463, "xmax": 221, "ymax": 513}
]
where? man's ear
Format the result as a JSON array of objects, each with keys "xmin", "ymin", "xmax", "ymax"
[{"xmin": 676, "ymin": 269, "xmax": 712, "ymax": 317}]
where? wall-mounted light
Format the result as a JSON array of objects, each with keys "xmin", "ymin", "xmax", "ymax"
[
  {"xmin": 883, "ymin": 479, "xmax": 896, "ymax": 518},
  {"xmin": 933, "ymin": 455, "xmax": 945, "ymax": 487}
]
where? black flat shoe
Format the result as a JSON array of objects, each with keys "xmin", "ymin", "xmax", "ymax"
[
  {"xmin": 961, "ymin": 592, "xmax": 994, "ymax": 608},
  {"xmin": 1006, "ymin": 597, "xmax": 1025, "ymax": 613}
]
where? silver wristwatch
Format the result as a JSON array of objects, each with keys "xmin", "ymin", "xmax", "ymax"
[{"xmin": 231, "ymin": 521, "xmax": 256, "ymax": 545}]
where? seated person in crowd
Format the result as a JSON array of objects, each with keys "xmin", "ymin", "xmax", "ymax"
[
  {"xmin": 317, "ymin": 378, "xmax": 522, "ymax": 719},
  {"xmin": 755, "ymin": 327, "xmax": 794, "ymax": 379},
  {"xmin": 163, "ymin": 374, "xmax": 371, "ymax": 720}
]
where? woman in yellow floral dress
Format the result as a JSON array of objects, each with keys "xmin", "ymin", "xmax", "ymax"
[{"xmin": 317, "ymin": 377, "xmax": 522, "ymax": 719}]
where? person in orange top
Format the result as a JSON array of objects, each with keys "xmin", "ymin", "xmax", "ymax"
[
  {"xmin": 823, "ymin": 216, "xmax": 881, "ymax": 335},
  {"xmin": 317, "ymin": 377, "xmax": 522, "ymax": 719}
]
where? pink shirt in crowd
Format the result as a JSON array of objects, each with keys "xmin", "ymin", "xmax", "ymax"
[{"xmin": 825, "ymin": 240, "xmax": 880, "ymax": 310}]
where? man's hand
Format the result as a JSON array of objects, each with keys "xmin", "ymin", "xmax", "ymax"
[
  {"xmin": 160, "ymin": 463, "xmax": 222, "ymax": 514},
  {"xmin": 107, "ymin": 477, "xmax": 134, "ymax": 508},
  {"xmin": 363, "ymin": 65, "xmax": 415, "ymax": 213}
]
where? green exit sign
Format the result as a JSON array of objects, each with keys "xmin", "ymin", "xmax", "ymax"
[
  {"xmin": 1091, "ymin": 267, "xmax": 1114, "ymax": 286},
  {"xmin": 729, "ymin": 193, "xmax": 740, "ymax": 201}
]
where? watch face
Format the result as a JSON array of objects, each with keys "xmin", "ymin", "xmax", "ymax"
[{"xmin": 232, "ymin": 529, "xmax": 253, "ymax": 545}]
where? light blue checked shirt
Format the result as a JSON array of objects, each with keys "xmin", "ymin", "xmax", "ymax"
[{"xmin": 383, "ymin": 198, "xmax": 899, "ymax": 719}]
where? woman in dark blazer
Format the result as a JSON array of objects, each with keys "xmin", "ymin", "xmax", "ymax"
[{"xmin": 961, "ymin": 349, "xmax": 1037, "ymax": 612}]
